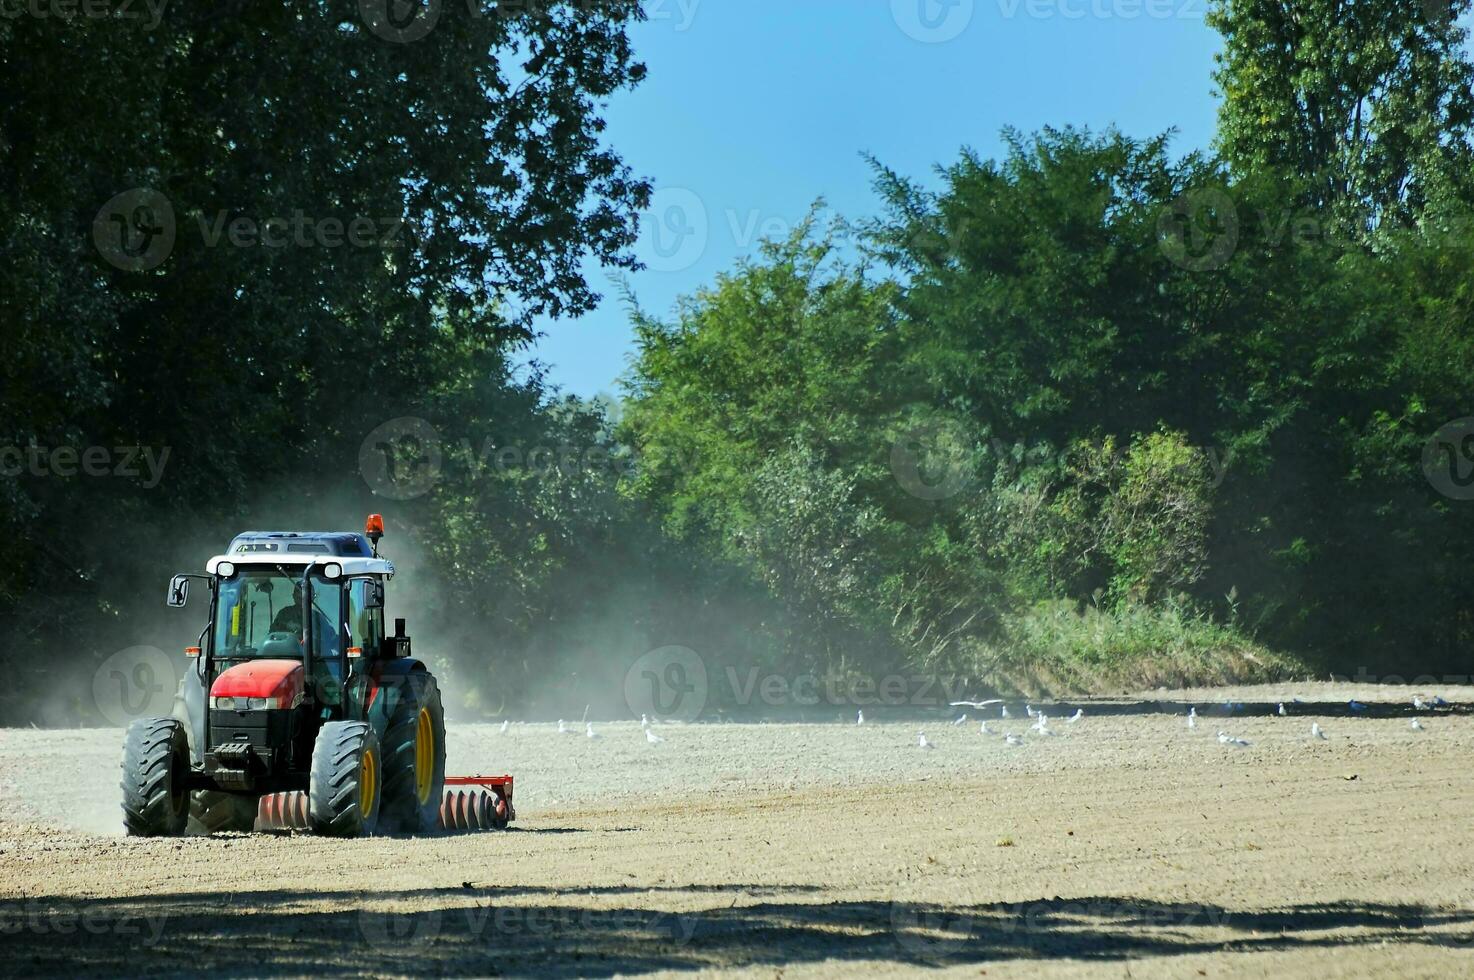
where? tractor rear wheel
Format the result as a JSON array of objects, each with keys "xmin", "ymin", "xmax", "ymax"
[
  {"xmin": 188, "ymin": 790, "xmax": 258, "ymax": 835},
  {"xmin": 379, "ymin": 672, "xmax": 447, "ymax": 834},
  {"xmin": 308, "ymin": 721, "xmax": 381, "ymax": 837},
  {"xmin": 120, "ymin": 718, "xmax": 190, "ymax": 837}
]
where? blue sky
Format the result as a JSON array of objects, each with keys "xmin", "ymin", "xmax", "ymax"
[{"xmin": 527, "ymin": 0, "xmax": 1226, "ymax": 398}]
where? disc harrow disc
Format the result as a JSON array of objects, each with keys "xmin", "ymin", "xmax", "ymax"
[
  {"xmin": 438, "ymin": 789, "xmax": 504, "ymax": 832},
  {"xmin": 256, "ymin": 791, "xmax": 310, "ymax": 832}
]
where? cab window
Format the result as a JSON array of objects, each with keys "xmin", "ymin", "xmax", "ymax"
[
  {"xmin": 214, "ymin": 570, "xmax": 297, "ymax": 659},
  {"xmin": 348, "ymin": 579, "xmax": 383, "ymax": 656},
  {"xmin": 311, "ymin": 581, "xmax": 343, "ymax": 661}
]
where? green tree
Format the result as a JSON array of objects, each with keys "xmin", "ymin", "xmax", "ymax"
[
  {"xmin": 1208, "ymin": 0, "xmax": 1474, "ymax": 228},
  {"xmin": 0, "ymin": 4, "xmax": 650, "ymax": 721}
]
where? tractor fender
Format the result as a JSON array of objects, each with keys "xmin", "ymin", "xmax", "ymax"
[
  {"xmin": 171, "ymin": 665, "xmax": 207, "ymax": 767},
  {"xmin": 364, "ymin": 658, "xmax": 430, "ymax": 739}
]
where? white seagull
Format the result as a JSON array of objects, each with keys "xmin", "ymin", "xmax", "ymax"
[
  {"xmin": 1311, "ymin": 722, "xmax": 1328, "ymax": 740},
  {"xmin": 1000, "ymin": 706, "xmax": 1011, "ymax": 719},
  {"xmin": 586, "ymin": 722, "xmax": 601, "ymax": 740},
  {"xmin": 1217, "ymin": 731, "xmax": 1250, "ymax": 747},
  {"xmin": 641, "ymin": 713, "xmax": 651, "ymax": 730},
  {"xmin": 1187, "ymin": 707, "xmax": 1198, "ymax": 730},
  {"xmin": 950, "ymin": 700, "xmax": 1003, "ymax": 709},
  {"xmin": 1025, "ymin": 704, "xmax": 1037, "ymax": 718},
  {"xmin": 857, "ymin": 709, "xmax": 864, "ymax": 726},
  {"xmin": 918, "ymin": 731, "xmax": 936, "ymax": 750},
  {"xmin": 499, "ymin": 720, "xmax": 509, "ymax": 735},
  {"xmin": 1067, "ymin": 709, "xmax": 1084, "ymax": 724},
  {"xmin": 1410, "ymin": 718, "xmax": 1425, "ymax": 731},
  {"xmin": 952, "ymin": 714, "xmax": 968, "ymax": 727},
  {"xmin": 1004, "ymin": 733, "xmax": 1024, "ymax": 747},
  {"xmin": 645, "ymin": 727, "xmax": 665, "ymax": 744},
  {"xmin": 1277, "ymin": 703, "xmax": 1287, "ymax": 716},
  {"xmin": 557, "ymin": 719, "xmax": 571, "ymax": 735},
  {"xmin": 979, "ymin": 721, "xmax": 993, "ymax": 736}
]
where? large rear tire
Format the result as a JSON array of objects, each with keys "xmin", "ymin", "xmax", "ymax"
[
  {"xmin": 308, "ymin": 721, "xmax": 381, "ymax": 837},
  {"xmin": 379, "ymin": 672, "xmax": 447, "ymax": 834},
  {"xmin": 120, "ymin": 718, "xmax": 190, "ymax": 837},
  {"xmin": 188, "ymin": 790, "xmax": 258, "ymax": 835}
]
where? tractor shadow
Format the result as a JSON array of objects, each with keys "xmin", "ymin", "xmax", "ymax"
[{"xmin": 2, "ymin": 889, "xmax": 1472, "ymax": 977}]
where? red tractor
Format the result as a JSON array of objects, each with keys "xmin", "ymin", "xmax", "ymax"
[{"xmin": 120, "ymin": 515, "xmax": 511, "ymax": 836}]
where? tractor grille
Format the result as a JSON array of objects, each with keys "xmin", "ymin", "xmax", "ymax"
[{"xmin": 209, "ymin": 708, "xmax": 293, "ymax": 751}]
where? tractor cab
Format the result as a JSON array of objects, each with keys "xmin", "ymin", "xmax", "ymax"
[{"xmin": 203, "ymin": 545, "xmax": 395, "ymax": 706}]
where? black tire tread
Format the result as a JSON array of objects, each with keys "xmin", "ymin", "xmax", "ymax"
[
  {"xmin": 120, "ymin": 718, "xmax": 189, "ymax": 837},
  {"xmin": 379, "ymin": 672, "xmax": 447, "ymax": 834},
  {"xmin": 308, "ymin": 721, "xmax": 379, "ymax": 837}
]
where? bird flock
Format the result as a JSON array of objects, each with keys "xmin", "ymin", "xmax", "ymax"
[
  {"xmin": 912, "ymin": 700, "xmax": 1088, "ymax": 752},
  {"xmin": 490, "ymin": 694, "xmax": 1449, "ymax": 752},
  {"xmin": 495, "ymin": 713, "xmax": 673, "ymax": 745},
  {"xmin": 1199, "ymin": 694, "xmax": 1446, "ymax": 749}
]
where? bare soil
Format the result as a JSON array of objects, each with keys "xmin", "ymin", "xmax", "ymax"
[{"xmin": 2, "ymin": 682, "xmax": 1473, "ymax": 977}]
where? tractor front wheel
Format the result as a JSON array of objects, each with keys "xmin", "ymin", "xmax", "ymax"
[
  {"xmin": 308, "ymin": 721, "xmax": 381, "ymax": 837},
  {"xmin": 120, "ymin": 718, "xmax": 190, "ymax": 837},
  {"xmin": 189, "ymin": 790, "xmax": 258, "ymax": 835},
  {"xmin": 379, "ymin": 672, "xmax": 447, "ymax": 834}
]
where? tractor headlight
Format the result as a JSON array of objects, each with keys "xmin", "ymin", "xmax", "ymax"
[
  {"xmin": 210, "ymin": 696, "xmax": 276, "ymax": 710},
  {"xmin": 216, "ymin": 561, "xmax": 236, "ymax": 578},
  {"xmin": 321, "ymin": 562, "xmax": 342, "ymax": 580}
]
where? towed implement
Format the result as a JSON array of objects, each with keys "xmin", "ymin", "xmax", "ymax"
[{"xmin": 119, "ymin": 515, "xmax": 515, "ymax": 837}]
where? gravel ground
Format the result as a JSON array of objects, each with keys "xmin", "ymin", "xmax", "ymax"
[{"xmin": 2, "ymin": 682, "xmax": 1473, "ymax": 977}]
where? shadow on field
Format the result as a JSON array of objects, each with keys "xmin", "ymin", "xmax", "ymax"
[{"xmin": 3, "ymin": 888, "xmax": 1472, "ymax": 977}]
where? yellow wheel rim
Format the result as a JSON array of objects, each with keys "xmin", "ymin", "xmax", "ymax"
[
  {"xmin": 414, "ymin": 707, "xmax": 434, "ymax": 805},
  {"xmin": 360, "ymin": 747, "xmax": 377, "ymax": 819}
]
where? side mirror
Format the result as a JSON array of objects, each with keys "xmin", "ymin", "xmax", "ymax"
[
  {"xmin": 167, "ymin": 575, "xmax": 190, "ymax": 608},
  {"xmin": 364, "ymin": 581, "xmax": 384, "ymax": 610}
]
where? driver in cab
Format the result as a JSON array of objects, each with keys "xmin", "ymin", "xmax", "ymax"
[{"xmin": 271, "ymin": 583, "xmax": 340, "ymax": 660}]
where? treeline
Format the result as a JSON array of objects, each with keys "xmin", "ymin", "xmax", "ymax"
[
  {"xmin": 622, "ymin": 131, "xmax": 1474, "ymax": 690},
  {"xmin": 3, "ymin": 2, "xmax": 1472, "ymax": 724},
  {"xmin": 619, "ymin": 0, "xmax": 1474, "ymax": 690}
]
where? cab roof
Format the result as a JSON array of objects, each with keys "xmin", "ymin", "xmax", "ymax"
[
  {"xmin": 227, "ymin": 532, "xmax": 373, "ymax": 557},
  {"xmin": 205, "ymin": 554, "xmax": 395, "ymax": 578}
]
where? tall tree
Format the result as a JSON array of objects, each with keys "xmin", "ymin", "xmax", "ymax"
[
  {"xmin": 0, "ymin": 3, "xmax": 651, "ymax": 721},
  {"xmin": 1208, "ymin": 0, "xmax": 1474, "ymax": 229}
]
